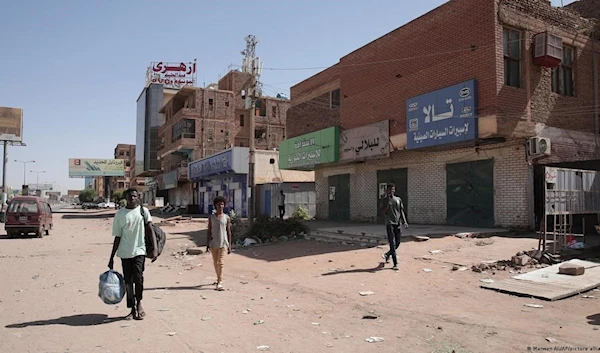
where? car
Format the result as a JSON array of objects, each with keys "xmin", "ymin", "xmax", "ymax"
[
  {"xmin": 82, "ymin": 202, "xmax": 100, "ymax": 210},
  {"xmin": 97, "ymin": 202, "xmax": 116, "ymax": 209},
  {"xmin": 5, "ymin": 196, "xmax": 53, "ymax": 238}
]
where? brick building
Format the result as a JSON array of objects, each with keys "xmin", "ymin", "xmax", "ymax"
[
  {"xmin": 157, "ymin": 70, "xmax": 290, "ymax": 209},
  {"xmin": 280, "ymin": 0, "xmax": 600, "ymax": 229}
]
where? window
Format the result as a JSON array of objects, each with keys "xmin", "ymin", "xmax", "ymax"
[
  {"xmin": 330, "ymin": 89, "xmax": 341, "ymax": 108},
  {"xmin": 207, "ymin": 129, "xmax": 213, "ymax": 141},
  {"xmin": 171, "ymin": 119, "xmax": 196, "ymax": 142},
  {"xmin": 503, "ymin": 28, "xmax": 521, "ymax": 87},
  {"xmin": 225, "ymin": 101, "xmax": 230, "ymax": 107},
  {"xmin": 552, "ymin": 45, "xmax": 574, "ymax": 96},
  {"xmin": 240, "ymin": 114, "xmax": 245, "ymax": 126},
  {"xmin": 272, "ymin": 106, "xmax": 277, "ymax": 117},
  {"xmin": 238, "ymin": 141, "xmax": 245, "ymax": 147},
  {"xmin": 209, "ymin": 98, "xmax": 214, "ymax": 111},
  {"xmin": 255, "ymin": 129, "xmax": 266, "ymax": 139},
  {"xmin": 8, "ymin": 200, "xmax": 38, "ymax": 213}
]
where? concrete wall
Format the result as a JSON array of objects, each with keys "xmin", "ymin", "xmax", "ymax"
[{"xmin": 315, "ymin": 139, "xmax": 534, "ymax": 228}]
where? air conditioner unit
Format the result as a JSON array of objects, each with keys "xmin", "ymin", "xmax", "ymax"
[
  {"xmin": 533, "ymin": 32, "xmax": 563, "ymax": 68},
  {"xmin": 526, "ymin": 137, "xmax": 551, "ymax": 157}
]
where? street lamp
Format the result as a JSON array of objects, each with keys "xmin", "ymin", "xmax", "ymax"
[
  {"xmin": 14, "ymin": 160, "xmax": 35, "ymax": 186},
  {"xmin": 30, "ymin": 170, "xmax": 46, "ymax": 190}
]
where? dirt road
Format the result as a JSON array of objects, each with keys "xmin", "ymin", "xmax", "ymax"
[{"xmin": 0, "ymin": 209, "xmax": 598, "ymax": 353}]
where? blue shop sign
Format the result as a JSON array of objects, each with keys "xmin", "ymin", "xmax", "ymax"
[
  {"xmin": 189, "ymin": 150, "xmax": 234, "ymax": 180},
  {"xmin": 406, "ymin": 80, "xmax": 478, "ymax": 150}
]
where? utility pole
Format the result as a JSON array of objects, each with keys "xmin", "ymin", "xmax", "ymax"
[
  {"xmin": 241, "ymin": 35, "xmax": 262, "ymax": 224},
  {"xmin": 15, "ymin": 160, "xmax": 35, "ymax": 186},
  {"xmin": 30, "ymin": 170, "xmax": 46, "ymax": 190},
  {"xmin": 2, "ymin": 141, "xmax": 7, "ymax": 195}
]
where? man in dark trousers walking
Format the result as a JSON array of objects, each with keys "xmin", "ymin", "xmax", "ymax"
[
  {"xmin": 108, "ymin": 188, "xmax": 157, "ymax": 320},
  {"xmin": 380, "ymin": 183, "xmax": 408, "ymax": 271}
]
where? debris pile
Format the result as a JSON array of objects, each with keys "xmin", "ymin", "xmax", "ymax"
[
  {"xmin": 464, "ymin": 249, "xmax": 560, "ymax": 273},
  {"xmin": 158, "ymin": 215, "xmax": 205, "ymax": 226}
]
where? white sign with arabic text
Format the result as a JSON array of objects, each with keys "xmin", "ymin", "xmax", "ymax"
[
  {"xmin": 145, "ymin": 61, "xmax": 197, "ymax": 90},
  {"xmin": 340, "ymin": 120, "xmax": 390, "ymax": 162}
]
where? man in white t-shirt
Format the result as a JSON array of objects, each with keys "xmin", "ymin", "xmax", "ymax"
[{"xmin": 108, "ymin": 188, "xmax": 157, "ymax": 320}]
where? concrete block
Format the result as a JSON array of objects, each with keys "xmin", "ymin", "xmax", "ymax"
[
  {"xmin": 558, "ymin": 263, "xmax": 585, "ymax": 276},
  {"xmin": 512, "ymin": 254, "xmax": 531, "ymax": 266}
]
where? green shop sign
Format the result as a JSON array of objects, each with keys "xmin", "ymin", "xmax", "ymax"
[{"xmin": 278, "ymin": 126, "xmax": 340, "ymax": 170}]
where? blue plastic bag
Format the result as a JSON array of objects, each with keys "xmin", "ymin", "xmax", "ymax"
[{"xmin": 98, "ymin": 270, "xmax": 125, "ymax": 305}]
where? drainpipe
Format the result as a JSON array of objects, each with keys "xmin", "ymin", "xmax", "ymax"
[{"xmin": 593, "ymin": 28, "xmax": 599, "ymax": 159}]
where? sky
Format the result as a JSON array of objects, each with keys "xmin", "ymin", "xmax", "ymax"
[{"xmin": 0, "ymin": 0, "xmax": 574, "ymax": 192}]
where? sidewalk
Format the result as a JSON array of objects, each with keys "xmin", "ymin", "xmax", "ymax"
[{"xmin": 302, "ymin": 220, "xmax": 511, "ymax": 245}]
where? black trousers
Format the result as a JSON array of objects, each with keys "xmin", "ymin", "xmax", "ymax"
[
  {"xmin": 121, "ymin": 255, "xmax": 145, "ymax": 308},
  {"xmin": 385, "ymin": 224, "xmax": 402, "ymax": 266},
  {"xmin": 278, "ymin": 205, "xmax": 285, "ymax": 218}
]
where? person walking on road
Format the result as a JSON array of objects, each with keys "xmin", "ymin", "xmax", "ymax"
[
  {"xmin": 206, "ymin": 196, "xmax": 232, "ymax": 291},
  {"xmin": 108, "ymin": 188, "xmax": 157, "ymax": 320},
  {"xmin": 278, "ymin": 190, "xmax": 286, "ymax": 219},
  {"xmin": 380, "ymin": 183, "xmax": 408, "ymax": 271}
]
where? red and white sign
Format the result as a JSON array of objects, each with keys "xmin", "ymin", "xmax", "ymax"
[{"xmin": 146, "ymin": 60, "xmax": 197, "ymax": 89}]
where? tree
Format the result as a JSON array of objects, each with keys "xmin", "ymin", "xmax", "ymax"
[
  {"xmin": 112, "ymin": 190, "xmax": 124, "ymax": 202},
  {"xmin": 79, "ymin": 188, "xmax": 98, "ymax": 203}
]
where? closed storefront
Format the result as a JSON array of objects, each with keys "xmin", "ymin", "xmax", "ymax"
[
  {"xmin": 446, "ymin": 159, "xmax": 494, "ymax": 228},
  {"xmin": 188, "ymin": 147, "xmax": 249, "ymax": 216},
  {"xmin": 328, "ymin": 174, "xmax": 350, "ymax": 221}
]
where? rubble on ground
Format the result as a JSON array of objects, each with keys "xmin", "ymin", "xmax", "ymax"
[
  {"xmin": 157, "ymin": 215, "xmax": 206, "ymax": 226},
  {"xmin": 462, "ymin": 249, "xmax": 561, "ymax": 273}
]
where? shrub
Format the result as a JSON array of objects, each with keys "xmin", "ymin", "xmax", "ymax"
[
  {"xmin": 291, "ymin": 206, "xmax": 311, "ymax": 220},
  {"xmin": 247, "ymin": 214, "xmax": 309, "ymax": 243}
]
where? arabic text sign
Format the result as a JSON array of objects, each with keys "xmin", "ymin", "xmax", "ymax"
[
  {"xmin": 406, "ymin": 80, "xmax": 478, "ymax": 150},
  {"xmin": 68, "ymin": 158, "xmax": 125, "ymax": 177},
  {"xmin": 189, "ymin": 150, "xmax": 234, "ymax": 180},
  {"xmin": 146, "ymin": 61, "xmax": 197, "ymax": 90},
  {"xmin": 340, "ymin": 120, "xmax": 390, "ymax": 162},
  {"xmin": 278, "ymin": 126, "xmax": 340, "ymax": 170},
  {"xmin": 0, "ymin": 107, "xmax": 23, "ymax": 142}
]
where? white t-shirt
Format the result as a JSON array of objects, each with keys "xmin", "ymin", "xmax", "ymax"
[{"xmin": 112, "ymin": 206, "xmax": 152, "ymax": 259}]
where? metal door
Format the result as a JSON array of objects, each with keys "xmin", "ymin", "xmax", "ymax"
[
  {"xmin": 234, "ymin": 189, "xmax": 243, "ymax": 216},
  {"xmin": 328, "ymin": 174, "xmax": 350, "ymax": 221},
  {"xmin": 446, "ymin": 159, "xmax": 494, "ymax": 227},
  {"xmin": 264, "ymin": 190, "xmax": 272, "ymax": 217},
  {"xmin": 376, "ymin": 168, "xmax": 408, "ymax": 223}
]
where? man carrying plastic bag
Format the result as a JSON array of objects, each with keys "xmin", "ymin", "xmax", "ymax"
[
  {"xmin": 98, "ymin": 270, "xmax": 125, "ymax": 305},
  {"xmin": 108, "ymin": 188, "xmax": 157, "ymax": 320}
]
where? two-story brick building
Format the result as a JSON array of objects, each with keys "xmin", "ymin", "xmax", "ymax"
[
  {"xmin": 157, "ymin": 70, "xmax": 290, "ymax": 210},
  {"xmin": 279, "ymin": 0, "xmax": 600, "ymax": 229}
]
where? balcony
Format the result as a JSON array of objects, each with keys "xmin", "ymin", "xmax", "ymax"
[{"xmin": 158, "ymin": 133, "xmax": 197, "ymax": 159}]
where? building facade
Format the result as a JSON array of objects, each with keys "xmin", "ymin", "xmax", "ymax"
[
  {"xmin": 281, "ymin": 0, "xmax": 600, "ymax": 229},
  {"xmin": 189, "ymin": 147, "xmax": 314, "ymax": 216},
  {"xmin": 111, "ymin": 144, "xmax": 135, "ymax": 192},
  {"xmin": 156, "ymin": 70, "xmax": 290, "ymax": 210},
  {"xmin": 135, "ymin": 83, "xmax": 178, "ymax": 203}
]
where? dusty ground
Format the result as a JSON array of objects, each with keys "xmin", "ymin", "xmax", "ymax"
[{"xmin": 0, "ymin": 209, "xmax": 599, "ymax": 353}]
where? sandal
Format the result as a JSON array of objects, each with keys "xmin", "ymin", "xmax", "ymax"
[{"xmin": 215, "ymin": 283, "xmax": 224, "ymax": 291}]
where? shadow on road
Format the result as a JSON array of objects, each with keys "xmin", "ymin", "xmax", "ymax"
[
  {"xmin": 233, "ymin": 240, "xmax": 366, "ymax": 262},
  {"xmin": 61, "ymin": 213, "xmax": 114, "ymax": 220},
  {"xmin": 321, "ymin": 262, "xmax": 386, "ymax": 276},
  {"xmin": 146, "ymin": 283, "xmax": 214, "ymax": 291},
  {"xmin": 167, "ymin": 230, "xmax": 208, "ymax": 247},
  {"xmin": 587, "ymin": 313, "xmax": 600, "ymax": 325},
  {"xmin": 5, "ymin": 314, "xmax": 124, "ymax": 328}
]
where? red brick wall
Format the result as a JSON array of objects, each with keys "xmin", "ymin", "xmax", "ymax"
[
  {"xmin": 288, "ymin": 0, "xmax": 599, "ymax": 144},
  {"xmin": 497, "ymin": 0, "xmax": 600, "ymax": 137},
  {"xmin": 338, "ymin": 0, "xmax": 497, "ymax": 136}
]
